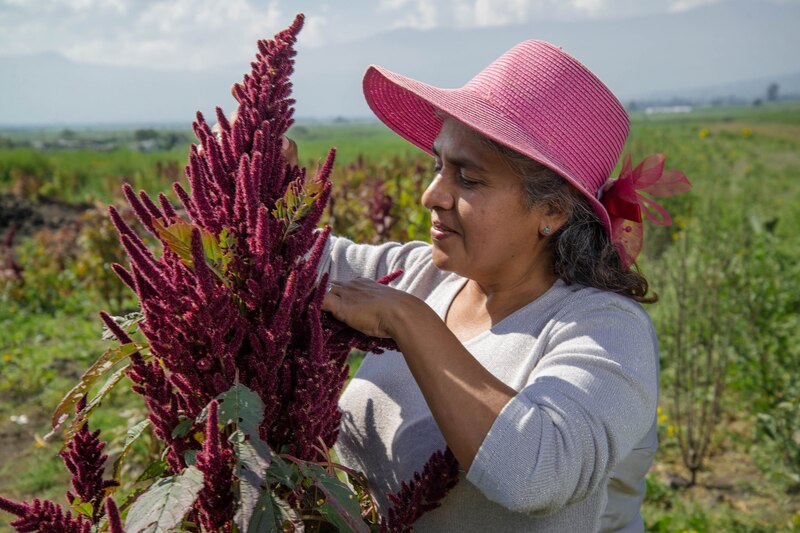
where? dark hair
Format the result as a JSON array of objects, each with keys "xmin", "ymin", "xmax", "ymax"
[{"xmin": 490, "ymin": 140, "xmax": 657, "ymax": 304}]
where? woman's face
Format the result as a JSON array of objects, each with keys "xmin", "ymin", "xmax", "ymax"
[{"xmin": 422, "ymin": 118, "xmax": 555, "ymax": 284}]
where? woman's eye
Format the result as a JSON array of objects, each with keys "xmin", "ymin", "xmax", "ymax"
[{"xmin": 458, "ymin": 173, "xmax": 480, "ymax": 188}]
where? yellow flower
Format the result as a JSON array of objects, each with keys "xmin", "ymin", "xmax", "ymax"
[
  {"xmin": 34, "ymin": 434, "xmax": 47, "ymax": 449},
  {"xmin": 2, "ymin": 354, "xmax": 11, "ymax": 362},
  {"xmin": 667, "ymin": 425, "xmax": 676, "ymax": 438},
  {"xmin": 698, "ymin": 128, "xmax": 709, "ymax": 139},
  {"xmin": 741, "ymin": 127, "xmax": 753, "ymax": 137}
]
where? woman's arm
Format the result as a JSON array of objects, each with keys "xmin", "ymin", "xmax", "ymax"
[
  {"xmin": 323, "ymin": 280, "xmax": 658, "ymax": 514},
  {"xmin": 392, "ymin": 298, "xmax": 517, "ymax": 471},
  {"xmin": 323, "ymin": 278, "xmax": 515, "ymax": 470},
  {"xmin": 319, "ymin": 235, "xmax": 432, "ymax": 285}
]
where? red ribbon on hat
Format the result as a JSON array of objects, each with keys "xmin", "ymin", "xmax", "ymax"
[{"xmin": 600, "ymin": 153, "xmax": 692, "ymax": 268}]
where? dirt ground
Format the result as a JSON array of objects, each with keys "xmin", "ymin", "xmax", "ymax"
[{"xmin": 0, "ymin": 194, "xmax": 91, "ymax": 241}]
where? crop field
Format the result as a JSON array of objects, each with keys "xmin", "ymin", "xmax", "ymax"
[{"xmin": 1, "ymin": 102, "xmax": 799, "ymax": 531}]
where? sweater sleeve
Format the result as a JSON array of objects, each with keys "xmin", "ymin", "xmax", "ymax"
[
  {"xmin": 317, "ymin": 234, "xmax": 432, "ymax": 284},
  {"xmin": 465, "ymin": 298, "xmax": 659, "ymax": 515}
]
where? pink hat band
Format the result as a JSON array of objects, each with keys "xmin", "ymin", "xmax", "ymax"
[{"xmin": 362, "ymin": 39, "xmax": 631, "ymax": 235}]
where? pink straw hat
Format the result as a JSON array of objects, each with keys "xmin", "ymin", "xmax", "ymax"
[{"xmin": 362, "ymin": 40, "xmax": 630, "ymax": 236}]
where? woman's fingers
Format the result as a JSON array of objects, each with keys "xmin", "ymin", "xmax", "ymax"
[{"xmin": 322, "ymin": 278, "xmax": 402, "ymax": 338}]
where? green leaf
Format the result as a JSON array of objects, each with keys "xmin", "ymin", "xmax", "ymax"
[
  {"xmin": 171, "ymin": 418, "xmax": 194, "ymax": 439},
  {"xmin": 70, "ymin": 497, "xmax": 94, "ymax": 519},
  {"xmin": 230, "ymin": 430, "xmax": 272, "ymax": 531},
  {"xmin": 247, "ymin": 490, "xmax": 283, "ymax": 533},
  {"xmin": 248, "ymin": 489, "xmax": 302, "ymax": 533},
  {"xmin": 184, "ymin": 450, "xmax": 198, "ymax": 467},
  {"xmin": 61, "ymin": 363, "xmax": 132, "ymax": 446},
  {"xmin": 301, "ymin": 463, "xmax": 368, "ymax": 533},
  {"xmin": 265, "ymin": 454, "xmax": 297, "ymax": 490},
  {"xmin": 112, "ymin": 419, "xmax": 152, "ymax": 484},
  {"xmin": 153, "ymin": 218, "xmax": 235, "ymax": 277},
  {"xmin": 271, "ymin": 179, "xmax": 324, "ymax": 241},
  {"xmin": 215, "ymin": 383, "xmax": 266, "ymax": 438},
  {"xmin": 136, "ymin": 460, "xmax": 169, "ymax": 484},
  {"xmin": 118, "ymin": 485, "xmax": 149, "ymax": 515},
  {"xmin": 124, "ymin": 466, "xmax": 204, "ymax": 533},
  {"xmin": 152, "ymin": 218, "xmax": 193, "ymax": 265},
  {"xmin": 51, "ymin": 343, "xmax": 141, "ymax": 431}
]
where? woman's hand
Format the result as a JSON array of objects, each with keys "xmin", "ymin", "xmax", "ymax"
[{"xmin": 322, "ymin": 278, "xmax": 416, "ymax": 339}]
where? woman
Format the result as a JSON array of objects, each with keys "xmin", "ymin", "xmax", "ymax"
[{"xmin": 318, "ymin": 40, "xmax": 689, "ymax": 532}]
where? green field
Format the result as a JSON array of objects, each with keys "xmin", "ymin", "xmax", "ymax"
[{"xmin": 1, "ymin": 102, "xmax": 799, "ymax": 531}]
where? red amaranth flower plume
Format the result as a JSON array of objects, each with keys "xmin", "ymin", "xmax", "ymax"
[
  {"xmin": 59, "ymin": 398, "xmax": 119, "ymax": 520},
  {"xmin": 363, "ymin": 178, "xmax": 396, "ymax": 243},
  {"xmin": 104, "ymin": 498, "xmax": 123, "ymax": 533},
  {"xmin": 91, "ymin": 12, "xmax": 396, "ymax": 528},
  {"xmin": 0, "ymin": 496, "xmax": 92, "ymax": 533},
  {"xmin": 195, "ymin": 400, "xmax": 234, "ymax": 531},
  {"xmin": 380, "ymin": 448, "xmax": 461, "ymax": 532}
]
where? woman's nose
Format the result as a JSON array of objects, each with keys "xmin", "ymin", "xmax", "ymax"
[{"xmin": 421, "ymin": 174, "xmax": 454, "ymax": 211}]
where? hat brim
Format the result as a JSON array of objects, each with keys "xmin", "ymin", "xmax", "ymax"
[{"xmin": 362, "ymin": 65, "xmax": 612, "ymax": 233}]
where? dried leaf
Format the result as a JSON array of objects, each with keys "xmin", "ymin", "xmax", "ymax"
[
  {"xmin": 51, "ymin": 343, "xmax": 140, "ymax": 430},
  {"xmin": 62, "ymin": 363, "xmax": 132, "ymax": 447}
]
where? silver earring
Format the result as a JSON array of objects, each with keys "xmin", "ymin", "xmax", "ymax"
[{"xmin": 542, "ymin": 226, "xmax": 552, "ymax": 235}]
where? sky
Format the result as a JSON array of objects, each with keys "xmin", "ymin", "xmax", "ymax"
[
  {"xmin": 1, "ymin": 0, "xmax": 799, "ymax": 125},
  {"xmin": 0, "ymin": 0, "xmax": 768, "ymax": 71}
]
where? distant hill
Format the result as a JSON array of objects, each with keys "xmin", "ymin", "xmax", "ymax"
[
  {"xmin": 1, "ymin": 0, "xmax": 798, "ymax": 126},
  {"xmin": 634, "ymin": 71, "xmax": 800, "ymax": 105}
]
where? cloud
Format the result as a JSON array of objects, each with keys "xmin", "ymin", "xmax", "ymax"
[
  {"xmin": 59, "ymin": 0, "xmax": 127, "ymax": 14},
  {"xmin": 571, "ymin": 0, "xmax": 607, "ymax": 16},
  {"xmin": 378, "ymin": 0, "xmax": 416, "ymax": 9},
  {"xmin": 458, "ymin": 0, "xmax": 530, "ymax": 27},
  {"xmin": 299, "ymin": 15, "xmax": 328, "ymax": 47},
  {"xmin": 384, "ymin": 0, "xmax": 616, "ymax": 29},
  {"xmin": 381, "ymin": 0, "xmax": 438, "ymax": 29},
  {"xmin": 0, "ymin": 0, "xmax": 285, "ymax": 70},
  {"xmin": 669, "ymin": 0, "xmax": 722, "ymax": 11}
]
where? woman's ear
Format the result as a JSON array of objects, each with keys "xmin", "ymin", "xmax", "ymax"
[{"xmin": 539, "ymin": 207, "xmax": 570, "ymax": 237}]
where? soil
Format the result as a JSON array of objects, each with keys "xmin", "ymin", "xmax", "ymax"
[{"xmin": 0, "ymin": 194, "xmax": 92, "ymax": 241}]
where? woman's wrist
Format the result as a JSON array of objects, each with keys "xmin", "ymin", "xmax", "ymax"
[{"xmin": 385, "ymin": 291, "xmax": 436, "ymax": 342}]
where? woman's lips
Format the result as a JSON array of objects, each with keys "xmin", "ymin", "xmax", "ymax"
[{"xmin": 431, "ymin": 221, "xmax": 458, "ymax": 240}]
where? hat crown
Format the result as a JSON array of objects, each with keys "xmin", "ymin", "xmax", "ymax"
[{"xmin": 463, "ymin": 40, "xmax": 629, "ymax": 197}]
